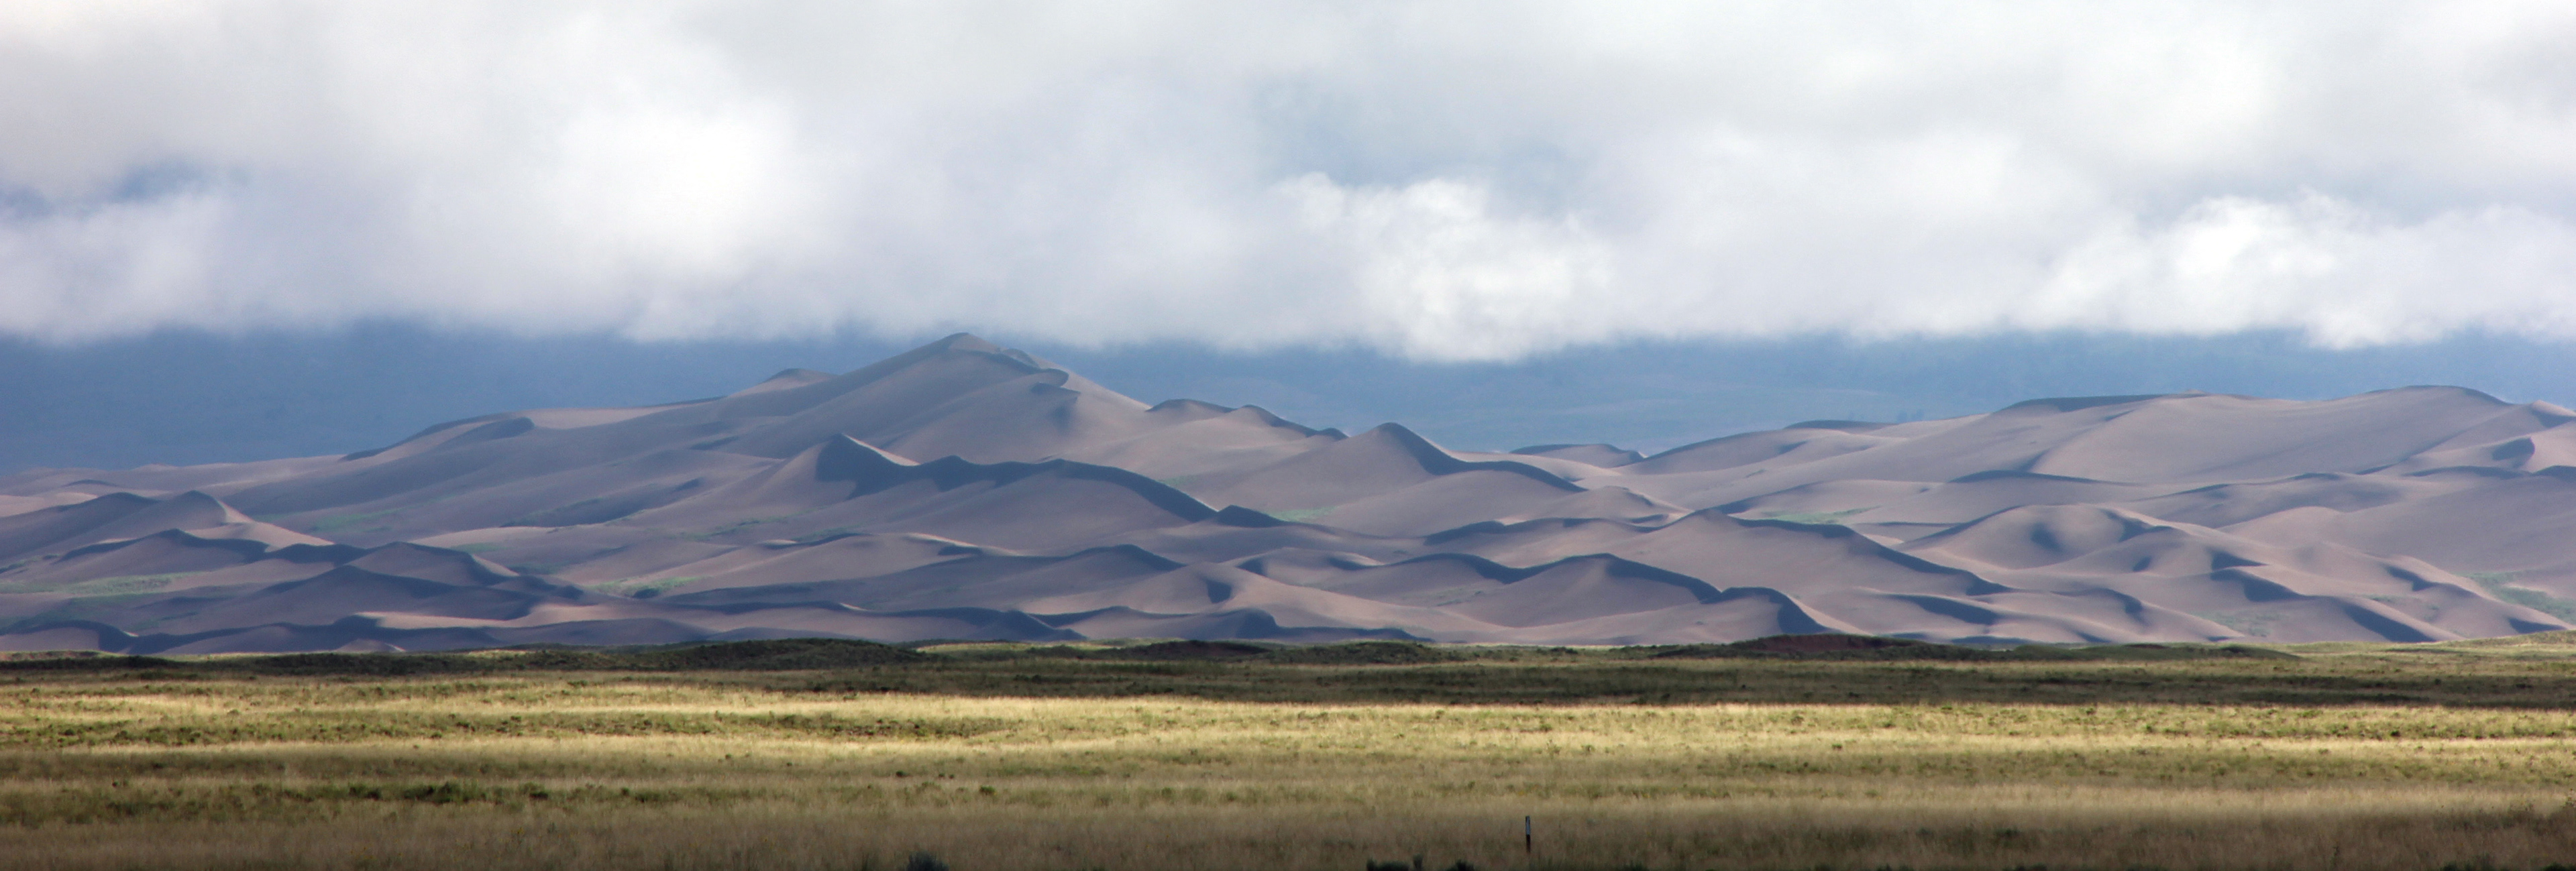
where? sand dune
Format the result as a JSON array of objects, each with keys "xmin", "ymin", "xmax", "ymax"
[{"xmin": 5, "ymin": 333, "xmax": 2575, "ymax": 651}]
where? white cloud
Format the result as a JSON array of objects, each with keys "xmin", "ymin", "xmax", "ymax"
[
  {"xmin": 2, "ymin": 1, "xmax": 2574, "ymax": 359},
  {"xmin": 1279, "ymin": 174, "xmax": 1613, "ymax": 359}
]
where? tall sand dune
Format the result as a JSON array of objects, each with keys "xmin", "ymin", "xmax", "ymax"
[{"xmin": 8, "ymin": 334, "xmax": 2576, "ymax": 650}]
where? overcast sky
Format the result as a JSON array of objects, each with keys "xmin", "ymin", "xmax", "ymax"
[{"xmin": 6, "ymin": 1, "xmax": 2575, "ymax": 361}]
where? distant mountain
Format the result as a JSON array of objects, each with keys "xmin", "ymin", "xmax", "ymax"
[{"xmin": 4, "ymin": 333, "xmax": 2573, "ymax": 652}]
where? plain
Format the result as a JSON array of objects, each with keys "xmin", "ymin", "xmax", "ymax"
[{"xmin": 4, "ymin": 636, "xmax": 2576, "ymax": 870}]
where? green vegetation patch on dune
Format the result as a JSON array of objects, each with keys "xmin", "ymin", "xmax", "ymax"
[
  {"xmin": 0, "ymin": 593, "xmax": 178, "ymax": 635},
  {"xmin": 1753, "ymin": 506, "xmax": 1874, "ymax": 524},
  {"xmin": 595, "ymin": 575, "xmax": 700, "ymax": 597},
  {"xmin": 0, "ymin": 572, "xmax": 199, "ymax": 596},
  {"xmin": 310, "ymin": 508, "xmax": 404, "ymax": 534},
  {"xmin": 2468, "ymin": 572, "xmax": 2576, "ymax": 622},
  {"xmin": 685, "ymin": 514, "xmax": 806, "ymax": 541},
  {"xmin": 500, "ymin": 498, "xmax": 604, "ymax": 528}
]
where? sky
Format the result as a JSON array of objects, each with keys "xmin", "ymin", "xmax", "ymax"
[{"xmin": 5, "ymin": 2, "xmax": 2576, "ymax": 471}]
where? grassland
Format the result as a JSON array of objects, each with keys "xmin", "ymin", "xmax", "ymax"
[{"xmin": 6, "ymin": 636, "xmax": 2576, "ymax": 870}]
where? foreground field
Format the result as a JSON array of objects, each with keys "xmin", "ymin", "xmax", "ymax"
[{"xmin": 7, "ymin": 638, "xmax": 2576, "ymax": 870}]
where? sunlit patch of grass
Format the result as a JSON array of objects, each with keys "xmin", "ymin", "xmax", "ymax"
[
  {"xmin": 5, "ymin": 642, "xmax": 2576, "ymax": 868},
  {"xmin": 0, "ymin": 709, "xmax": 1004, "ymax": 748}
]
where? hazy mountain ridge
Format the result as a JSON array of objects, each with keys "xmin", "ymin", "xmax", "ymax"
[{"xmin": 4, "ymin": 334, "xmax": 2573, "ymax": 652}]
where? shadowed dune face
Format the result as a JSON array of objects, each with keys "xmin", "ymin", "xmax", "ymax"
[{"xmin": 3, "ymin": 334, "xmax": 2575, "ymax": 652}]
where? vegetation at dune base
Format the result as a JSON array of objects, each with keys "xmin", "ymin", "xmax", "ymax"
[{"xmin": 8, "ymin": 636, "xmax": 2576, "ymax": 869}]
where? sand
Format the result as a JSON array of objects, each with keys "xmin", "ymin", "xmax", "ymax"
[{"xmin": 3, "ymin": 334, "xmax": 2571, "ymax": 652}]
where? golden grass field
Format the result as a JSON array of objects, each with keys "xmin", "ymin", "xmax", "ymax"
[{"xmin": 8, "ymin": 637, "xmax": 2576, "ymax": 870}]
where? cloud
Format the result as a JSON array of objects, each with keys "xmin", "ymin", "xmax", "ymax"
[{"xmin": 3, "ymin": 1, "xmax": 2574, "ymax": 359}]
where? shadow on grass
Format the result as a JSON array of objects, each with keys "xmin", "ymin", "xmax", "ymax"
[{"xmin": 9, "ymin": 633, "xmax": 2575, "ymax": 709}]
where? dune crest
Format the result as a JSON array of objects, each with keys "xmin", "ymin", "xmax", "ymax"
[{"xmin": 5, "ymin": 334, "xmax": 2573, "ymax": 652}]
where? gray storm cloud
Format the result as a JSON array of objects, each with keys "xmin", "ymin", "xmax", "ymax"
[{"xmin": 3, "ymin": 1, "xmax": 2574, "ymax": 360}]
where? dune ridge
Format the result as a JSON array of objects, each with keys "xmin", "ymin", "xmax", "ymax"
[{"xmin": 5, "ymin": 335, "xmax": 2573, "ymax": 652}]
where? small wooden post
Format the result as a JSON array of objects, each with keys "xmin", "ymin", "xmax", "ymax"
[{"xmin": 1524, "ymin": 815, "xmax": 1532, "ymax": 856}]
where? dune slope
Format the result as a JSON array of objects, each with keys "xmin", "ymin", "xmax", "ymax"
[{"xmin": 4, "ymin": 336, "xmax": 2571, "ymax": 650}]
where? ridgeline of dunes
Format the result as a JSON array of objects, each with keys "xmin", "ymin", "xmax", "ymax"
[{"xmin": 12, "ymin": 335, "xmax": 2576, "ymax": 652}]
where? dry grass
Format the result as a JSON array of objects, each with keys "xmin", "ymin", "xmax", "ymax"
[{"xmin": 7, "ymin": 639, "xmax": 2576, "ymax": 869}]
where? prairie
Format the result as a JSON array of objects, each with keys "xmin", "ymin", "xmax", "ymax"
[{"xmin": 5, "ymin": 637, "xmax": 2576, "ymax": 870}]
